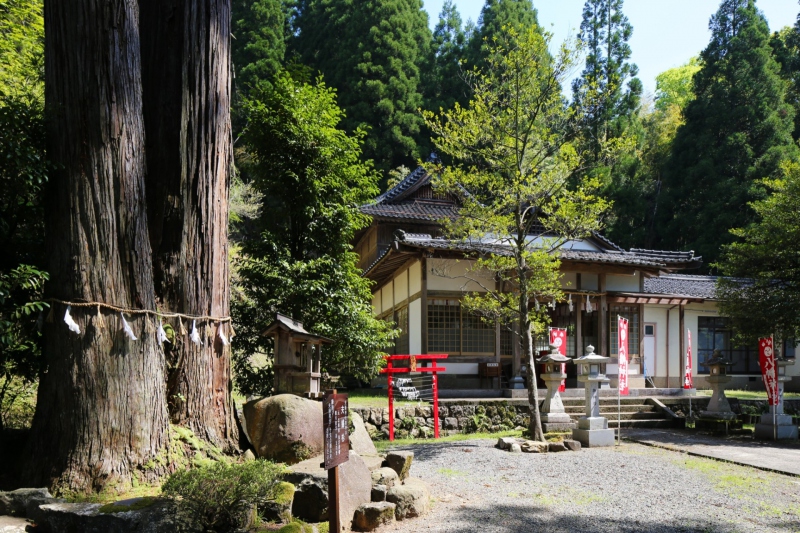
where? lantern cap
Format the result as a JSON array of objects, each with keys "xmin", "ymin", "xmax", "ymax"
[
  {"xmin": 573, "ymin": 345, "xmax": 611, "ymax": 365},
  {"xmin": 537, "ymin": 344, "xmax": 570, "ymax": 364},
  {"xmin": 706, "ymin": 350, "xmax": 732, "ymax": 367}
]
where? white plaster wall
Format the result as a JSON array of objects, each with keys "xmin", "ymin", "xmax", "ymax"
[
  {"xmin": 409, "ymin": 260, "xmax": 422, "ymax": 295},
  {"xmin": 560, "ymin": 272, "xmax": 577, "ymax": 290},
  {"xmin": 643, "ymin": 306, "xmax": 668, "ymax": 379},
  {"xmin": 427, "ymin": 259, "xmax": 492, "ymax": 292},
  {"xmin": 394, "ymin": 268, "xmax": 409, "ymax": 304},
  {"xmin": 440, "ymin": 362, "xmax": 479, "ymax": 374},
  {"xmin": 580, "ymin": 273, "xmax": 599, "ymax": 291},
  {"xmin": 381, "ymin": 282, "xmax": 394, "ymax": 314},
  {"xmin": 372, "ymin": 292, "xmax": 381, "ymax": 315},
  {"xmin": 409, "ymin": 298, "xmax": 422, "ymax": 354},
  {"xmin": 606, "ymin": 272, "xmax": 639, "ymax": 292}
]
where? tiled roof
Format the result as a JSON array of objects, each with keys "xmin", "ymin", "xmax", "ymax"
[
  {"xmin": 394, "ymin": 233, "xmax": 701, "ymax": 269},
  {"xmin": 373, "ymin": 166, "xmax": 430, "ymax": 204},
  {"xmin": 360, "ymin": 202, "xmax": 456, "ymax": 221},
  {"xmin": 643, "ymin": 275, "xmax": 719, "ymax": 299}
]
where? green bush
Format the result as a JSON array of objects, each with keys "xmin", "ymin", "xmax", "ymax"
[{"xmin": 162, "ymin": 459, "xmax": 285, "ymax": 532}]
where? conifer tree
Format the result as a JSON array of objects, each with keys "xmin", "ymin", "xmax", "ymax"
[
  {"xmin": 292, "ymin": 0, "xmax": 431, "ymax": 174},
  {"xmin": 231, "ymin": 0, "xmax": 290, "ymax": 93},
  {"xmin": 572, "ymin": 0, "xmax": 641, "ymax": 160},
  {"xmin": 426, "ymin": 0, "xmax": 469, "ymax": 114},
  {"xmin": 465, "ymin": 0, "xmax": 540, "ymax": 71},
  {"xmin": 656, "ymin": 0, "xmax": 799, "ymax": 266},
  {"xmin": 770, "ymin": 10, "xmax": 800, "ymax": 140}
]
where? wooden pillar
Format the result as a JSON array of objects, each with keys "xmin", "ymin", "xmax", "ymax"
[
  {"xmin": 639, "ymin": 303, "xmax": 645, "ymax": 364},
  {"xmin": 512, "ymin": 319, "xmax": 521, "ymax": 376},
  {"xmin": 599, "ymin": 274, "xmax": 607, "ymax": 355},
  {"xmin": 679, "ymin": 303, "xmax": 685, "ymax": 388},
  {"xmin": 421, "ymin": 257, "xmax": 428, "ymax": 355}
]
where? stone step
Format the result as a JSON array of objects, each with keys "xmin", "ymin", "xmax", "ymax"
[
  {"xmin": 568, "ymin": 411, "xmax": 664, "ymax": 421},
  {"xmin": 563, "ymin": 404, "xmax": 655, "ymax": 414},
  {"xmin": 608, "ymin": 419, "xmax": 677, "ymax": 429},
  {"xmin": 561, "ymin": 398, "xmax": 649, "ymax": 406}
]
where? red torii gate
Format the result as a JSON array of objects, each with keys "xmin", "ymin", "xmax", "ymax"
[{"xmin": 380, "ymin": 354, "xmax": 448, "ymax": 441}]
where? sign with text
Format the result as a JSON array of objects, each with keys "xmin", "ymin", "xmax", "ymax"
[
  {"xmin": 549, "ymin": 327, "xmax": 567, "ymax": 392},
  {"xmin": 323, "ymin": 392, "xmax": 349, "ymax": 470},
  {"xmin": 618, "ymin": 316, "xmax": 629, "ymax": 396},
  {"xmin": 759, "ymin": 336, "xmax": 779, "ymax": 406},
  {"xmin": 684, "ymin": 329, "xmax": 694, "ymax": 389}
]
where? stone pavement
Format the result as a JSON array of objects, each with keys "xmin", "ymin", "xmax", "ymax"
[
  {"xmin": 623, "ymin": 428, "xmax": 800, "ymax": 477},
  {"xmin": 0, "ymin": 515, "xmax": 28, "ymax": 533}
]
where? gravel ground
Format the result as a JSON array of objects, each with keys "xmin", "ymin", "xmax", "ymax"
[{"xmin": 377, "ymin": 439, "xmax": 800, "ymax": 533}]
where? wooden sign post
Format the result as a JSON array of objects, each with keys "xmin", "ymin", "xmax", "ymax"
[{"xmin": 323, "ymin": 390, "xmax": 349, "ymax": 532}]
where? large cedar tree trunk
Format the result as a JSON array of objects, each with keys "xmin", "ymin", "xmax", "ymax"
[
  {"xmin": 25, "ymin": 0, "xmax": 169, "ymax": 493},
  {"xmin": 140, "ymin": 0, "xmax": 238, "ymax": 450}
]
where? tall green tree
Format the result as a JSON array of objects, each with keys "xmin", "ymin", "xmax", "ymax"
[
  {"xmin": 465, "ymin": 0, "xmax": 539, "ymax": 71},
  {"xmin": 0, "ymin": 0, "xmax": 43, "ymax": 95},
  {"xmin": 426, "ymin": 0, "xmax": 469, "ymax": 115},
  {"xmin": 424, "ymin": 26, "xmax": 609, "ymax": 442},
  {"xmin": 770, "ymin": 15, "xmax": 800, "ymax": 140},
  {"xmin": 654, "ymin": 58, "xmax": 701, "ymax": 112},
  {"xmin": 231, "ymin": 0, "xmax": 290, "ymax": 93},
  {"xmin": 656, "ymin": 0, "xmax": 799, "ymax": 266},
  {"xmin": 572, "ymin": 0, "xmax": 641, "ymax": 161},
  {"xmin": 292, "ymin": 0, "xmax": 431, "ymax": 174},
  {"xmin": 716, "ymin": 161, "xmax": 800, "ymax": 344},
  {"xmin": 232, "ymin": 72, "xmax": 395, "ymax": 396}
]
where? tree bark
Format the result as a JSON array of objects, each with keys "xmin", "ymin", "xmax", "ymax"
[
  {"xmin": 140, "ymin": 0, "xmax": 238, "ymax": 450},
  {"xmin": 522, "ymin": 301, "xmax": 545, "ymax": 442},
  {"xmin": 25, "ymin": 0, "xmax": 169, "ymax": 493}
]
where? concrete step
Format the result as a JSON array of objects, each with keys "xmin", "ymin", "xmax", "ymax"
[
  {"xmin": 568, "ymin": 411, "xmax": 663, "ymax": 421},
  {"xmin": 561, "ymin": 397, "xmax": 649, "ymax": 406},
  {"xmin": 608, "ymin": 419, "xmax": 678, "ymax": 429},
  {"xmin": 564, "ymin": 404, "xmax": 654, "ymax": 414}
]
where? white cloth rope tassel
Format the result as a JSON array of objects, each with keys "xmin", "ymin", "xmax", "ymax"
[
  {"xmin": 120, "ymin": 313, "xmax": 137, "ymax": 341},
  {"xmin": 157, "ymin": 320, "xmax": 170, "ymax": 345},
  {"xmin": 64, "ymin": 305, "xmax": 81, "ymax": 335},
  {"xmin": 568, "ymin": 294, "xmax": 573, "ymax": 312},
  {"xmin": 190, "ymin": 319, "xmax": 202, "ymax": 346},
  {"xmin": 586, "ymin": 294, "xmax": 593, "ymax": 314},
  {"xmin": 218, "ymin": 322, "xmax": 229, "ymax": 346}
]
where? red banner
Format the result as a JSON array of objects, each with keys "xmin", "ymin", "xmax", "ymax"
[
  {"xmin": 759, "ymin": 336, "xmax": 779, "ymax": 406},
  {"xmin": 549, "ymin": 328, "xmax": 567, "ymax": 392},
  {"xmin": 684, "ymin": 329, "xmax": 694, "ymax": 389},
  {"xmin": 618, "ymin": 316, "xmax": 629, "ymax": 396}
]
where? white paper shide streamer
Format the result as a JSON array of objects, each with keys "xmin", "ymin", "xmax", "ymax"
[
  {"xmin": 64, "ymin": 305, "xmax": 81, "ymax": 335},
  {"xmin": 120, "ymin": 313, "xmax": 137, "ymax": 341},
  {"xmin": 157, "ymin": 320, "xmax": 170, "ymax": 345},
  {"xmin": 586, "ymin": 294, "xmax": 593, "ymax": 313},
  {"xmin": 218, "ymin": 323, "xmax": 229, "ymax": 346},
  {"xmin": 190, "ymin": 319, "xmax": 202, "ymax": 345}
]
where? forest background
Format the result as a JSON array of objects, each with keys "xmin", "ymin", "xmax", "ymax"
[{"xmin": 3, "ymin": 0, "xmax": 800, "ymax": 489}]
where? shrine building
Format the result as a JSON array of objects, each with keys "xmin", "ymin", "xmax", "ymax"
[{"xmin": 354, "ymin": 167, "xmax": 800, "ymax": 393}]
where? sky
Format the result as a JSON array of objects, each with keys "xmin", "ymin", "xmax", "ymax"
[{"xmin": 422, "ymin": 0, "xmax": 799, "ymax": 96}]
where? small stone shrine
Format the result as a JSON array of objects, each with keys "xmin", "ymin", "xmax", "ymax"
[
  {"xmin": 755, "ymin": 357, "xmax": 798, "ymax": 440},
  {"xmin": 571, "ymin": 345, "xmax": 615, "ymax": 447},
  {"xmin": 262, "ymin": 313, "xmax": 332, "ymax": 398},
  {"xmin": 696, "ymin": 351, "xmax": 738, "ymax": 432},
  {"xmin": 537, "ymin": 343, "xmax": 575, "ymax": 432}
]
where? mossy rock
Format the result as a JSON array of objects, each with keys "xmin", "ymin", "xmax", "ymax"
[{"xmin": 97, "ymin": 497, "xmax": 157, "ymax": 514}]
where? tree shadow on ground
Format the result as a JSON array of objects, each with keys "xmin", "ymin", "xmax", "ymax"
[{"xmin": 431, "ymin": 502, "xmax": 800, "ymax": 533}]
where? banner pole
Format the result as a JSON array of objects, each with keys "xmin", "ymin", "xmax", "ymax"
[
  {"xmin": 774, "ymin": 335, "xmax": 777, "ymax": 442},
  {"xmin": 618, "ymin": 315, "xmax": 621, "ymax": 446}
]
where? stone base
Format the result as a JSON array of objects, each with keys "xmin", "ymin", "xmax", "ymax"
[
  {"xmin": 503, "ymin": 389, "xmax": 528, "ymax": 399},
  {"xmin": 572, "ymin": 428, "xmax": 615, "ymax": 448},
  {"xmin": 698, "ymin": 410, "xmax": 737, "ymax": 421},
  {"xmin": 542, "ymin": 421, "xmax": 576, "ymax": 433},
  {"xmin": 578, "ymin": 416, "xmax": 608, "ymax": 430},
  {"xmin": 541, "ymin": 412, "xmax": 572, "ymax": 424},
  {"xmin": 695, "ymin": 417, "xmax": 741, "ymax": 433},
  {"xmin": 754, "ymin": 423, "xmax": 799, "ymax": 440},
  {"xmin": 759, "ymin": 413, "xmax": 793, "ymax": 425}
]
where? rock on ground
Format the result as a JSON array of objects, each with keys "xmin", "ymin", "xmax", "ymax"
[
  {"xmin": 350, "ymin": 412, "xmax": 378, "ymax": 456},
  {"xmin": 0, "ymin": 488, "xmax": 52, "ymax": 517},
  {"xmin": 0, "ymin": 516, "xmax": 29, "ymax": 533},
  {"xmin": 243, "ymin": 394, "xmax": 323, "ymax": 464},
  {"xmin": 520, "ymin": 441, "xmax": 548, "ymax": 453},
  {"xmin": 33, "ymin": 499, "xmax": 179, "ymax": 533},
  {"xmin": 384, "ymin": 451, "xmax": 413, "ymax": 482},
  {"xmin": 371, "ymin": 467, "xmax": 399, "ymax": 489},
  {"xmin": 353, "ymin": 502, "xmax": 396, "ymax": 531},
  {"xmin": 261, "ymin": 481, "xmax": 295, "ymax": 523},
  {"xmin": 285, "ymin": 451, "xmax": 372, "ymax": 530},
  {"xmin": 386, "ymin": 478, "xmax": 430, "ymax": 520}
]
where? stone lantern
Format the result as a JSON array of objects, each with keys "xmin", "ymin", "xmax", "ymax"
[
  {"xmin": 571, "ymin": 345, "xmax": 615, "ymax": 447},
  {"xmin": 697, "ymin": 350, "xmax": 736, "ymax": 430},
  {"xmin": 755, "ymin": 357, "xmax": 798, "ymax": 440},
  {"xmin": 262, "ymin": 313, "xmax": 333, "ymax": 398},
  {"xmin": 536, "ymin": 343, "xmax": 575, "ymax": 432}
]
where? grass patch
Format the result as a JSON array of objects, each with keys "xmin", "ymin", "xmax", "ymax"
[
  {"xmin": 345, "ymin": 389, "xmax": 423, "ymax": 409},
  {"xmin": 98, "ymin": 497, "xmax": 157, "ymax": 514},
  {"xmin": 436, "ymin": 467, "xmax": 468, "ymax": 477},
  {"xmin": 375, "ymin": 429, "xmax": 523, "ymax": 452},
  {"xmin": 695, "ymin": 389, "xmax": 800, "ymax": 400}
]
